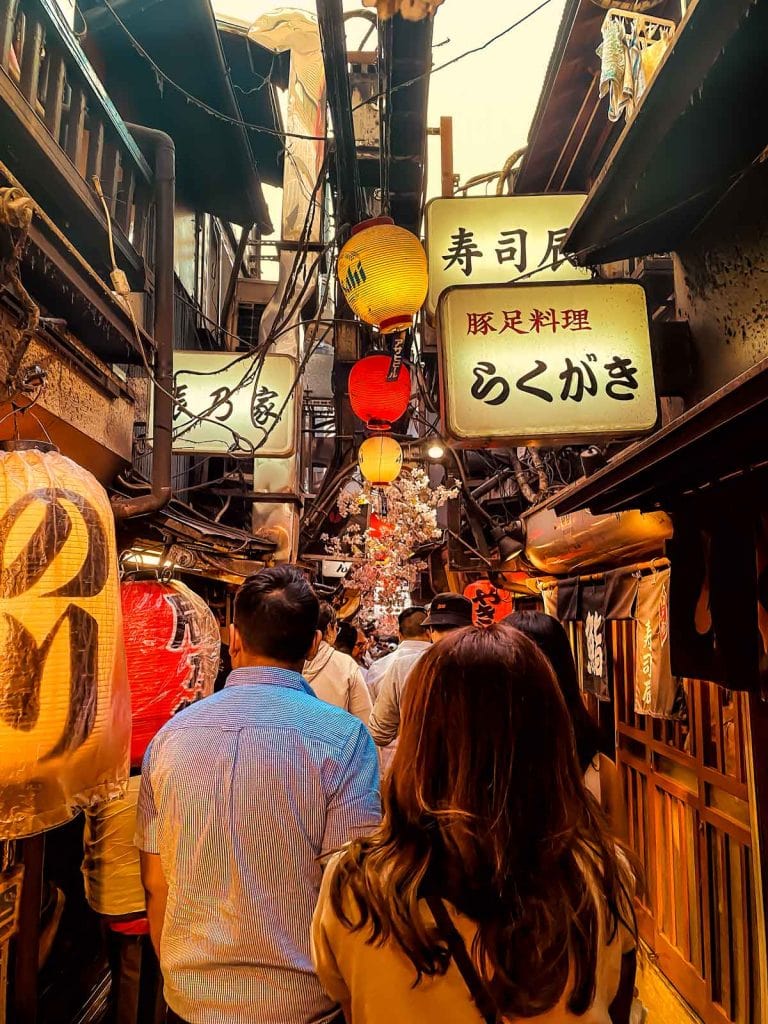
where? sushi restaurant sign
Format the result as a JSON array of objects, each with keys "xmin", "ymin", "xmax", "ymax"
[
  {"xmin": 425, "ymin": 193, "xmax": 589, "ymax": 317},
  {"xmin": 437, "ymin": 281, "xmax": 657, "ymax": 447}
]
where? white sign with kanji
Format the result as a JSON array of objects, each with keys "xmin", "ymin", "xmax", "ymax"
[
  {"xmin": 438, "ymin": 281, "xmax": 657, "ymax": 446},
  {"xmin": 168, "ymin": 351, "xmax": 298, "ymax": 457},
  {"xmin": 425, "ymin": 193, "xmax": 590, "ymax": 317}
]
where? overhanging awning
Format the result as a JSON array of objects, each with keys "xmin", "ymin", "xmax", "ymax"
[
  {"xmin": 548, "ymin": 351, "xmax": 768, "ymax": 516},
  {"xmin": 217, "ymin": 25, "xmax": 286, "ymax": 190},
  {"xmin": 83, "ymin": 0, "xmax": 273, "ymax": 230},
  {"xmin": 565, "ymin": 0, "xmax": 768, "ymax": 265}
]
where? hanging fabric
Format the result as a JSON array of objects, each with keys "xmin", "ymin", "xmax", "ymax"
[
  {"xmin": 598, "ymin": 9, "xmax": 675, "ymax": 123},
  {"xmin": 542, "ymin": 584, "xmax": 558, "ymax": 620},
  {"xmin": 633, "ymin": 567, "xmax": 683, "ymax": 717},
  {"xmin": 669, "ymin": 496, "xmax": 767, "ymax": 694},
  {"xmin": 557, "ymin": 578, "xmax": 580, "ymax": 621},
  {"xmin": 580, "ymin": 579, "xmax": 611, "ymax": 700}
]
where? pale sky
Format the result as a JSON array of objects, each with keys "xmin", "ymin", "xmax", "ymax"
[{"xmin": 214, "ymin": 0, "xmax": 567, "ymax": 233}]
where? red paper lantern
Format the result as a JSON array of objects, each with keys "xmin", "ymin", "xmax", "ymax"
[
  {"xmin": 349, "ymin": 355, "xmax": 411, "ymax": 431},
  {"xmin": 464, "ymin": 580, "xmax": 514, "ymax": 627},
  {"xmin": 121, "ymin": 579, "xmax": 221, "ymax": 767}
]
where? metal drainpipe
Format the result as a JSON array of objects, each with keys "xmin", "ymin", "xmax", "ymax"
[{"xmin": 112, "ymin": 124, "xmax": 175, "ymax": 520}]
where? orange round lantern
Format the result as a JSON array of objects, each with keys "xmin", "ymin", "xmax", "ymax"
[
  {"xmin": 358, "ymin": 436, "xmax": 403, "ymax": 487},
  {"xmin": 337, "ymin": 217, "xmax": 428, "ymax": 334},
  {"xmin": 0, "ymin": 444, "xmax": 130, "ymax": 838},
  {"xmin": 349, "ymin": 355, "xmax": 411, "ymax": 431},
  {"xmin": 464, "ymin": 580, "xmax": 514, "ymax": 627},
  {"xmin": 121, "ymin": 579, "xmax": 220, "ymax": 767}
]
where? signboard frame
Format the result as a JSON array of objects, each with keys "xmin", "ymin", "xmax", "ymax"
[
  {"xmin": 436, "ymin": 278, "xmax": 658, "ymax": 449},
  {"xmin": 167, "ymin": 350, "xmax": 300, "ymax": 459},
  {"xmin": 425, "ymin": 191, "xmax": 590, "ymax": 318}
]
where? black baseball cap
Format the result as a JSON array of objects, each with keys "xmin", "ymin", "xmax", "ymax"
[{"xmin": 423, "ymin": 593, "xmax": 474, "ymax": 629}]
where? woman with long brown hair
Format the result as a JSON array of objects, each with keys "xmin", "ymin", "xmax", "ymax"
[{"xmin": 312, "ymin": 624, "xmax": 636, "ymax": 1023}]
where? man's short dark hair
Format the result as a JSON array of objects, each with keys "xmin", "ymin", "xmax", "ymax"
[
  {"xmin": 234, "ymin": 566, "xmax": 319, "ymax": 663},
  {"xmin": 318, "ymin": 601, "xmax": 337, "ymax": 636},
  {"xmin": 335, "ymin": 620, "xmax": 357, "ymax": 655},
  {"xmin": 399, "ymin": 606, "xmax": 427, "ymax": 639}
]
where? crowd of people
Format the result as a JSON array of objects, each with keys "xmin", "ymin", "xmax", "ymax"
[{"xmin": 82, "ymin": 566, "xmax": 638, "ymax": 1024}]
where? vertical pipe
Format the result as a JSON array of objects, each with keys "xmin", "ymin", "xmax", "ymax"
[
  {"xmin": 112, "ymin": 124, "xmax": 175, "ymax": 519},
  {"xmin": 440, "ymin": 115, "xmax": 454, "ymax": 197}
]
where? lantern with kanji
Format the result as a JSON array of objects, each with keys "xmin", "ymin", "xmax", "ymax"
[
  {"xmin": 464, "ymin": 580, "xmax": 514, "ymax": 627},
  {"xmin": 358, "ymin": 436, "xmax": 403, "ymax": 487},
  {"xmin": 0, "ymin": 444, "xmax": 130, "ymax": 838},
  {"xmin": 349, "ymin": 355, "xmax": 411, "ymax": 431},
  {"xmin": 120, "ymin": 579, "xmax": 220, "ymax": 767},
  {"xmin": 337, "ymin": 217, "xmax": 428, "ymax": 334}
]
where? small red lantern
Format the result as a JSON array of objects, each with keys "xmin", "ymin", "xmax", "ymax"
[
  {"xmin": 349, "ymin": 355, "xmax": 411, "ymax": 431},
  {"xmin": 121, "ymin": 579, "xmax": 221, "ymax": 767},
  {"xmin": 464, "ymin": 580, "xmax": 514, "ymax": 627}
]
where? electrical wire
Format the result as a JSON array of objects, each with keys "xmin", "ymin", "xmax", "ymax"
[
  {"xmin": 351, "ymin": 0, "xmax": 555, "ymax": 113},
  {"xmin": 98, "ymin": 0, "xmax": 555, "ymax": 145}
]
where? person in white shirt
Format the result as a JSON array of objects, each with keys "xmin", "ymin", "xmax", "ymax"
[
  {"xmin": 304, "ymin": 603, "xmax": 373, "ymax": 725},
  {"xmin": 370, "ymin": 598, "xmax": 473, "ymax": 749},
  {"xmin": 366, "ymin": 608, "xmax": 427, "ymax": 702}
]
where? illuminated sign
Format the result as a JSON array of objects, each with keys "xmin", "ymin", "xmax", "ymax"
[
  {"xmin": 169, "ymin": 352, "xmax": 297, "ymax": 457},
  {"xmin": 425, "ymin": 193, "xmax": 589, "ymax": 317},
  {"xmin": 437, "ymin": 281, "xmax": 656, "ymax": 447}
]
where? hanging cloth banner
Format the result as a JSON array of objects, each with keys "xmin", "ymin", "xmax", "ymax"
[
  {"xmin": 542, "ymin": 584, "xmax": 558, "ymax": 620},
  {"xmin": 669, "ymin": 498, "xmax": 767, "ymax": 694},
  {"xmin": 580, "ymin": 579, "xmax": 610, "ymax": 700},
  {"xmin": 557, "ymin": 578, "xmax": 580, "ymax": 621},
  {"xmin": 633, "ymin": 567, "xmax": 683, "ymax": 717}
]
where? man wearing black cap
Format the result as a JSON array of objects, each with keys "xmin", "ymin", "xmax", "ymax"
[{"xmin": 369, "ymin": 593, "xmax": 473, "ymax": 751}]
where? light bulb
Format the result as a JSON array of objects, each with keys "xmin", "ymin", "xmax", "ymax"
[{"xmin": 427, "ymin": 443, "xmax": 445, "ymax": 461}]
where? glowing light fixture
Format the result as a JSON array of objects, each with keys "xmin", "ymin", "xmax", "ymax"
[
  {"xmin": 358, "ymin": 435, "xmax": 403, "ymax": 486},
  {"xmin": 121, "ymin": 579, "xmax": 220, "ymax": 768},
  {"xmin": 348, "ymin": 355, "xmax": 411, "ymax": 431},
  {"xmin": 427, "ymin": 442, "xmax": 446, "ymax": 461},
  {"xmin": 337, "ymin": 217, "xmax": 428, "ymax": 334},
  {"xmin": 0, "ymin": 444, "xmax": 130, "ymax": 838}
]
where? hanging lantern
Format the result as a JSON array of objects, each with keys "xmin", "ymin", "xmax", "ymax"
[
  {"xmin": 0, "ymin": 444, "xmax": 130, "ymax": 839},
  {"xmin": 464, "ymin": 580, "xmax": 514, "ymax": 627},
  {"xmin": 358, "ymin": 436, "xmax": 403, "ymax": 487},
  {"xmin": 349, "ymin": 355, "xmax": 411, "ymax": 431},
  {"xmin": 362, "ymin": 0, "xmax": 445, "ymax": 21},
  {"xmin": 368, "ymin": 512, "xmax": 394, "ymax": 540},
  {"xmin": 337, "ymin": 217, "xmax": 428, "ymax": 334},
  {"xmin": 121, "ymin": 579, "xmax": 221, "ymax": 767}
]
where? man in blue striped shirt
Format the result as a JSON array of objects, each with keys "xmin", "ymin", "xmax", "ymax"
[{"xmin": 136, "ymin": 566, "xmax": 381, "ymax": 1023}]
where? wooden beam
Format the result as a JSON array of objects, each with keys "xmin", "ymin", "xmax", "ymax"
[
  {"xmin": 19, "ymin": 13, "xmax": 43, "ymax": 104},
  {"xmin": 43, "ymin": 50, "xmax": 66, "ymax": 140}
]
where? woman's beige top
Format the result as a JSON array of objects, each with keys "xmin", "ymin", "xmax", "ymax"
[{"xmin": 312, "ymin": 853, "xmax": 634, "ymax": 1024}]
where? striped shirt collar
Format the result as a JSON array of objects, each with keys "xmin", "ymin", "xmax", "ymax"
[{"xmin": 224, "ymin": 666, "xmax": 315, "ymax": 695}]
